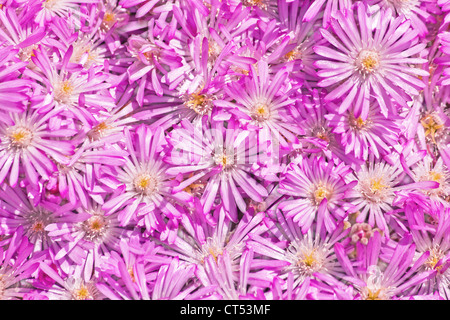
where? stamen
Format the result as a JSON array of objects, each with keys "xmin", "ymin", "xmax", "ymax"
[
  {"xmin": 184, "ymin": 92, "xmax": 213, "ymax": 115},
  {"xmin": 251, "ymin": 103, "xmax": 271, "ymax": 122},
  {"xmin": 8, "ymin": 127, "xmax": 33, "ymax": 149},
  {"xmin": 356, "ymin": 50, "xmax": 380, "ymax": 74},
  {"xmin": 133, "ymin": 173, "xmax": 159, "ymax": 196}
]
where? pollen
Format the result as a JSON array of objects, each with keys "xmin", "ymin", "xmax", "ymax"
[
  {"xmin": 365, "ymin": 288, "xmax": 382, "ymax": 300},
  {"xmin": 421, "ymin": 113, "xmax": 444, "ymax": 144},
  {"xmin": 251, "ymin": 103, "xmax": 271, "ymax": 122},
  {"xmin": 242, "ymin": 0, "xmax": 268, "ymax": 9},
  {"xmin": 429, "ymin": 171, "xmax": 443, "ymax": 182},
  {"xmin": 133, "ymin": 173, "xmax": 158, "ymax": 196},
  {"xmin": 8, "ymin": 127, "xmax": 33, "ymax": 149},
  {"xmin": 356, "ymin": 50, "xmax": 380, "ymax": 74},
  {"xmin": 88, "ymin": 121, "xmax": 111, "ymax": 140},
  {"xmin": 214, "ymin": 152, "xmax": 235, "ymax": 169},
  {"xmin": 349, "ymin": 113, "xmax": 368, "ymax": 130},
  {"xmin": 184, "ymin": 92, "xmax": 213, "ymax": 116},
  {"xmin": 31, "ymin": 221, "xmax": 45, "ymax": 233},
  {"xmin": 284, "ymin": 48, "xmax": 302, "ymax": 62},
  {"xmin": 54, "ymin": 79, "xmax": 76, "ymax": 105},
  {"xmin": 313, "ymin": 185, "xmax": 330, "ymax": 205},
  {"xmin": 424, "ymin": 246, "xmax": 445, "ymax": 272},
  {"xmin": 370, "ymin": 178, "xmax": 388, "ymax": 193},
  {"xmin": 73, "ymin": 284, "xmax": 92, "ymax": 300}
]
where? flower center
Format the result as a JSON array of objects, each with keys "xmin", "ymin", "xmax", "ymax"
[
  {"xmin": 284, "ymin": 48, "xmax": 302, "ymax": 62},
  {"xmin": 8, "ymin": 127, "xmax": 33, "ymax": 149},
  {"xmin": 214, "ymin": 152, "xmax": 235, "ymax": 169},
  {"xmin": 242, "ymin": 0, "xmax": 268, "ymax": 9},
  {"xmin": 72, "ymin": 284, "xmax": 94, "ymax": 300},
  {"xmin": 359, "ymin": 175, "xmax": 392, "ymax": 204},
  {"xmin": 424, "ymin": 246, "xmax": 445, "ymax": 272},
  {"xmin": 286, "ymin": 241, "xmax": 328, "ymax": 278},
  {"xmin": 356, "ymin": 50, "xmax": 380, "ymax": 74},
  {"xmin": 370, "ymin": 178, "xmax": 388, "ymax": 193},
  {"xmin": 349, "ymin": 113, "xmax": 369, "ymax": 130},
  {"xmin": 26, "ymin": 208, "xmax": 53, "ymax": 238},
  {"xmin": 429, "ymin": 170, "xmax": 443, "ymax": 182},
  {"xmin": 54, "ymin": 79, "xmax": 76, "ymax": 105},
  {"xmin": 421, "ymin": 113, "xmax": 445, "ymax": 144},
  {"xmin": 251, "ymin": 103, "xmax": 271, "ymax": 122},
  {"xmin": 88, "ymin": 121, "xmax": 111, "ymax": 140},
  {"xmin": 81, "ymin": 214, "xmax": 109, "ymax": 242},
  {"xmin": 133, "ymin": 173, "xmax": 159, "ymax": 196},
  {"xmin": 184, "ymin": 92, "xmax": 213, "ymax": 116},
  {"xmin": 312, "ymin": 185, "xmax": 330, "ymax": 205}
]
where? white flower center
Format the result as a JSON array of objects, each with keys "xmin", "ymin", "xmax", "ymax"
[
  {"xmin": 183, "ymin": 92, "xmax": 214, "ymax": 116},
  {"xmin": 356, "ymin": 50, "xmax": 380, "ymax": 75},
  {"xmin": 81, "ymin": 214, "xmax": 109, "ymax": 242},
  {"xmin": 250, "ymin": 103, "xmax": 272, "ymax": 122},
  {"xmin": 7, "ymin": 126, "xmax": 34, "ymax": 149},
  {"xmin": 133, "ymin": 173, "xmax": 159, "ymax": 196}
]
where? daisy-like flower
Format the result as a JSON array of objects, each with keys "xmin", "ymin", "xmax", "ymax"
[
  {"xmin": 247, "ymin": 211, "xmax": 351, "ymax": 289},
  {"xmin": 0, "ymin": 183, "xmax": 79, "ymax": 253},
  {"xmin": 126, "ymin": 23, "xmax": 182, "ymax": 98},
  {"xmin": 367, "ymin": 0, "xmax": 437, "ymax": 37},
  {"xmin": 47, "ymin": 141, "xmax": 127, "ymax": 208},
  {"xmin": 0, "ymin": 107, "xmax": 75, "ymax": 187},
  {"xmin": 164, "ymin": 116, "xmax": 268, "ymax": 221},
  {"xmin": 30, "ymin": 45, "xmax": 115, "ymax": 123},
  {"xmin": 302, "ymin": 0, "xmax": 352, "ymax": 28},
  {"xmin": 37, "ymin": 256, "xmax": 104, "ymax": 300},
  {"xmin": 334, "ymin": 231, "xmax": 436, "ymax": 300},
  {"xmin": 411, "ymin": 155, "xmax": 450, "ymax": 205},
  {"xmin": 157, "ymin": 202, "xmax": 266, "ymax": 268},
  {"xmin": 277, "ymin": 156, "xmax": 357, "ymax": 234},
  {"xmin": 347, "ymin": 153, "xmax": 438, "ymax": 233},
  {"xmin": 200, "ymin": 248, "xmax": 271, "ymax": 299},
  {"xmin": 101, "ymin": 124, "xmax": 188, "ymax": 229},
  {"xmin": 45, "ymin": 198, "xmax": 135, "ymax": 270},
  {"xmin": 325, "ymin": 97, "xmax": 402, "ymax": 160},
  {"xmin": 0, "ymin": 227, "xmax": 46, "ymax": 300},
  {"xmin": 96, "ymin": 236, "xmax": 175, "ymax": 300},
  {"xmin": 274, "ymin": 0, "xmax": 323, "ymax": 86},
  {"xmin": 34, "ymin": 0, "xmax": 99, "ymax": 27},
  {"xmin": 287, "ymin": 89, "xmax": 364, "ymax": 167},
  {"xmin": 216, "ymin": 61, "xmax": 304, "ymax": 152},
  {"xmin": 403, "ymin": 201, "xmax": 450, "ymax": 298},
  {"xmin": 314, "ymin": 3, "xmax": 429, "ymax": 119}
]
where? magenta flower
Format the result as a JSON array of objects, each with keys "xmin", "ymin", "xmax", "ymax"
[
  {"xmin": 325, "ymin": 97, "xmax": 402, "ymax": 160},
  {"xmin": 278, "ymin": 156, "xmax": 357, "ymax": 234},
  {"xmin": 247, "ymin": 211, "xmax": 351, "ymax": 289},
  {"xmin": 216, "ymin": 61, "xmax": 304, "ymax": 151},
  {"xmin": 101, "ymin": 124, "xmax": 188, "ymax": 229},
  {"xmin": 0, "ymin": 107, "xmax": 75, "ymax": 187},
  {"xmin": 335, "ymin": 231, "xmax": 436, "ymax": 300},
  {"xmin": 314, "ymin": 3, "xmax": 429, "ymax": 119},
  {"xmin": 165, "ymin": 117, "xmax": 268, "ymax": 220}
]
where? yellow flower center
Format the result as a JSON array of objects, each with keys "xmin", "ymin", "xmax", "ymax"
[
  {"xmin": 184, "ymin": 92, "xmax": 213, "ymax": 116},
  {"xmin": 134, "ymin": 173, "xmax": 158, "ymax": 195},
  {"xmin": 73, "ymin": 285, "xmax": 92, "ymax": 300},
  {"xmin": 357, "ymin": 50, "xmax": 380, "ymax": 74},
  {"xmin": 8, "ymin": 127, "xmax": 33, "ymax": 148},
  {"xmin": 421, "ymin": 113, "xmax": 444, "ymax": 144},
  {"xmin": 429, "ymin": 171, "xmax": 443, "ymax": 182},
  {"xmin": 370, "ymin": 178, "xmax": 388, "ymax": 193},
  {"xmin": 313, "ymin": 185, "xmax": 330, "ymax": 205},
  {"xmin": 365, "ymin": 288, "xmax": 383, "ymax": 300}
]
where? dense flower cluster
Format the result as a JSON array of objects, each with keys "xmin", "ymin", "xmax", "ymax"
[{"xmin": 0, "ymin": 0, "xmax": 449, "ymax": 301}]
